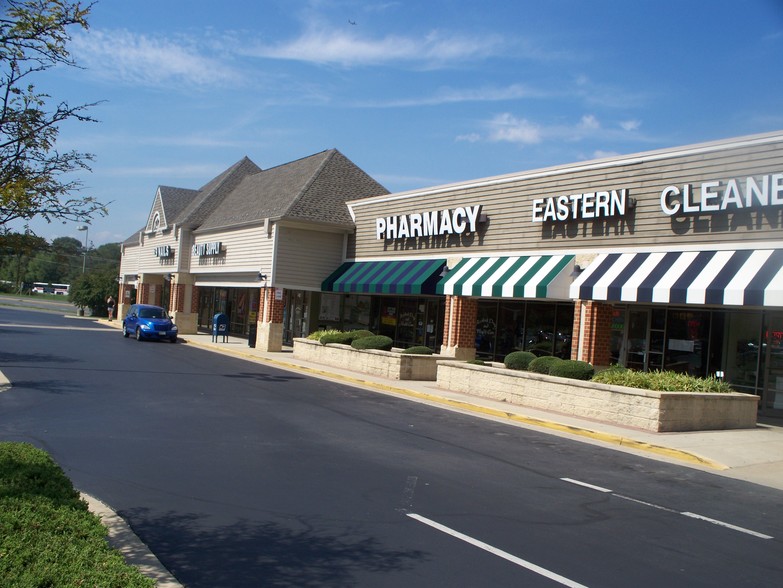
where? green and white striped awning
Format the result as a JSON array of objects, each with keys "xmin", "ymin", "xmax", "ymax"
[
  {"xmin": 436, "ymin": 255, "xmax": 575, "ymax": 299},
  {"xmin": 322, "ymin": 258, "xmax": 447, "ymax": 295}
]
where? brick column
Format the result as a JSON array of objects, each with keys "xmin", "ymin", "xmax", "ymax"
[
  {"xmin": 439, "ymin": 295, "xmax": 477, "ymax": 360},
  {"xmin": 573, "ymin": 300, "xmax": 613, "ymax": 367},
  {"xmin": 117, "ymin": 282, "xmax": 136, "ymax": 320},
  {"xmin": 169, "ymin": 273, "xmax": 197, "ymax": 334},
  {"xmin": 257, "ymin": 286, "xmax": 285, "ymax": 351}
]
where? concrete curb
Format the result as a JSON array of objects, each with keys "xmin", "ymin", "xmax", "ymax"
[{"xmin": 81, "ymin": 493, "xmax": 182, "ymax": 588}]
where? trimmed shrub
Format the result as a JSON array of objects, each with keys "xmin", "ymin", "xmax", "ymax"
[
  {"xmin": 528, "ymin": 355, "xmax": 565, "ymax": 374},
  {"xmin": 401, "ymin": 346, "xmax": 434, "ymax": 355},
  {"xmin": 351, "ymin": 335, "xmax": 393, "ymax": 351},
  {"xmin": 319, "ymin": 332, "xmax": 353, "ymax": 345},
  {"xmin": 503, "ymin": 351, "xmax": 536, "ymax": 371},
  {"xmin": 347, "ymin": 329, "xmax": 374, "ymax": 342},
  {"xmin": 319, "ymin": 329, "xmax": 375, "ymax": 345},
  {"xmin": 467, "ymin": 359, "xmax": 488, "ymax": 366},
  {"xmin": 549, "ymin": 360, "xmax": 595, "ymax": 380}
]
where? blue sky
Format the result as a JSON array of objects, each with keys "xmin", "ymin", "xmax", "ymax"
[{"xmin": 16, "ymin": 0, "xmax": 783, "ymax": 245}]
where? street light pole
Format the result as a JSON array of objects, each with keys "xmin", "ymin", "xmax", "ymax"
[{"xmin": 77, "ymin": 225, "xmax": 89, "ymax": 273}]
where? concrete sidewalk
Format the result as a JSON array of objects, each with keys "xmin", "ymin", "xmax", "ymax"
[{"xmin": 107, "ymin": 322, "xmax": 783, "ymax": 492}]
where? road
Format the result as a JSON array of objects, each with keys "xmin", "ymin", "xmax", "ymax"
[{"xmin": 1, "ymin": 307, "xmax": 781, "ymax": 587}]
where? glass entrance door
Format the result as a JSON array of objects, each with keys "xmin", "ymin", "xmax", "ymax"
[
  {"xmin": 624, "ymin": 308, "xmax": 665, "ymax": 371},
  {"xmin": 761, "ymin": 313, "xmax": 783, "ymax": 415}
]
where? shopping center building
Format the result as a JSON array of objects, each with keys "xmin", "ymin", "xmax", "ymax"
[
  {"xmin": 120, "ymin": 131, "xmax": 783, "ymax": 416},
  {"xmin": 118, "ymin": 149, "xmax": 388, "ymax": 350}
]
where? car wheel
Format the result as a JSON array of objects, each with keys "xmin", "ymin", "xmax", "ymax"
[
  {"xmin": 123, "ymin": 324, "xmax": 130, "ymax": 338},
  {"xmin": 169, "ymin": 336, "xmax": 177, "ymax": 343},
  {"xmin": 135, "ymin": 327, "xmax": 143, "ymax": 341}
]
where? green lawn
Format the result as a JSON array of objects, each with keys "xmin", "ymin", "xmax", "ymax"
[{"xmin": 0, "ymin": 442, "xmax": 153, "ymax": 587}]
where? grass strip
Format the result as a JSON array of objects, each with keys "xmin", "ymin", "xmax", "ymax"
[{"xmin": 0, "ymin": 442, "xmax": 153, "ymax": 587}]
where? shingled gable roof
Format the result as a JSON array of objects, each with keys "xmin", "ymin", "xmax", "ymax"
[
  {"xmin": 144, "ymin": 186, "xmax": 198, "ymax": 233},
  {"xmin": 197, "ymin": 149, "xmax": 389, "ymax": 231},
  {"xmin": 173, "ymin": 156, "xmax": 263, "ymax": 229}
]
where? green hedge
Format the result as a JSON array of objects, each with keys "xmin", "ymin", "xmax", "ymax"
[
  {"xmin": 503, "ymin": 351, "xmax": 536, "ymax": 371},
  {"xmin": 319, "ymin": 329, "xmax": 375, "ymax": 345},
  {"xmin": 593, "ymin": 366, "xmax": 734, "ymax": 393},
  {"xmin": 527, "ymin": 355, "xmax": 564, "ymax": 374},
  {"xmin": 549, "ymin": 360, "xmax": 595, "ymax": 380},
  {"xmin": 401, "ymin": 346, "xmax": 434, "ymax": 355},
  {"xmin": 351, "ymin": 335, "xmax": 393, "ymax": 351},
  {"xmin": 466, "ymin": 359, "xmax": 488, "ymax": 366},
  {"xmin": 0, "ymin": 442, "xmax": 153, "ymax": 587}
]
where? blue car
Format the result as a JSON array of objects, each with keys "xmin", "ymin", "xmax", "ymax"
[{"xmin": 122, "ymin": 304, "xmax": 178, "ymax": 343}]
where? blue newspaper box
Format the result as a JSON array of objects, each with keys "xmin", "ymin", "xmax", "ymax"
[{"xmin": 212, "ymin": 313, "xmax": 228, "ymax": 342}]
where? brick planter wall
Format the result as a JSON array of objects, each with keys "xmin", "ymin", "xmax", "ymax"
[
  {"xmin": 436, "ymin": 361, "xmax": 758, "ymax": 432},
  {"xmin": 293, "ymin": 338, "xmax": 442, "ymax": 380}
]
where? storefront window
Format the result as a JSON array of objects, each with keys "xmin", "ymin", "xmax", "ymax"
[
  {"xmin": 343, "ymin": 294, "xmax": 372, "ymax": 331},
  {"xmin": 524, "ymin": 303, "xmax": 557, "ymax": 357},
  {"xmin": 475, "ymin": 301, "xmax": 573, "ymax": 361},
  {"xmin": 476, "ymin": 302, "xmax": 498, "ymax": 358},
  {"xmin": 725, "ymin": 312, "xmax": 762, "ymax": 393},
  {"xmin": 664, "ymin": 309, "xmax": 709, "ymax": 376},
  {"xmin": 378, "ymin": 299, "xmax": 398, "ymax": 340}
]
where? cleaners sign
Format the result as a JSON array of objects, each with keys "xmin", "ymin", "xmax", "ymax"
[{"xmin": 376, "ymin": 205, "xmax": 482, "ymax": 240}]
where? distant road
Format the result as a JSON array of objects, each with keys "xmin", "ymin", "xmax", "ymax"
[{"xmin": 0, "ymin": 293, "xmax": 81, "ymax": 314}]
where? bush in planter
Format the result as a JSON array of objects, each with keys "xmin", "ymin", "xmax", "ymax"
[
  {"xmin": 467, "ymin": 359, "xmax": 488, "ymax": 366},
  {"xmin": 351, "ymin": 335, "xmax": 393, "ymax": 351},
  {"xmin": 319, "ymin": 332, "xmax": 353, "ymax": 345},
  {"xmin": 401, "ymin": 346, "xmax": 434, "ymax": 355},
  {"xmin": 319, "ymin": 329, "xmax": 375, "ymax": 345},
  {"xmin": 592, "ymin": 367, "xmax": 734, "ymax": 393},
  {"xmin": 347, "ymin": 329, "xmax": 374, "ymax": 341},
  {"xmin": 528, "ymin": 355, "xmax": 564, "ymax": 374},
  {"xmin": 503, "ymin": 351, "xmax": 536, "ymax": 371},
  {"xmin": 549, "ymin": 359, "xmax": 594, "ymax": 380},
  {"xmin": 307, "ymin": 328, "xmax": 341, "ymax": 341}
]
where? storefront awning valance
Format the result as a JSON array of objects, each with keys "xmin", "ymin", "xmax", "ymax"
[
  {"xmin": 436, "ymin": 255, "xmax": 575, "ymax": 299},
  {"xmin": 569, "ymin": 249, "xmax": 783, "ymax": 306},
  {"xmin": 322, "ymin": 259, "xmax": 447, "ymax": 295}
]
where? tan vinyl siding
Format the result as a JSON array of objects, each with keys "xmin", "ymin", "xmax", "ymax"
[
  {"xmin": 349, "ymin": 135, "xmax": 783, "ymax": 258},
  {"xmin": 136, "ymin": 231, "xmax": 179, "ymax": 273},
  {"xmin": 274, "ymin": 226, "xmax": 346, "ymax": 290},
  {"xmin": 191, "ymin": 225, "xmax": 273, "ymax": 274}
]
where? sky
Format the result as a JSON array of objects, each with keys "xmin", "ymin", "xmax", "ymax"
[{"xmin": 12, "ymin": 0, "xmax": 783, "ymax": 246}]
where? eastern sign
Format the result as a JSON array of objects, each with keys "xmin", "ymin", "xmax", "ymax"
[
  {"xmin": 660, "ymin": 173, "xmax": 783, "ymax": 216},
  {"xmin": 192, "ymin": 241, "xmax": 222, "ymax": 256},
  {"xmin": 532, "ymin": 189, "xmax": 633, "ymax": 223},
  {"xmin": 376, "ymin": 205, "xmax": 483, "ymax": 240}
]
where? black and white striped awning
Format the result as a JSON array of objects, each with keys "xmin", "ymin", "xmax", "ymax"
[{"xmin": 569, "ymin": 249, "xmax": 783, "ymax": 307}]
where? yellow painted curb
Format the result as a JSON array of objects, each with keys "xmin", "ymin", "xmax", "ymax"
[{"xmin": 181, "ymin": 337, "xmax": 729, "ymax": 471}]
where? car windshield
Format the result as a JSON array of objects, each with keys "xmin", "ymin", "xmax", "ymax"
[{"xmin": 138, "ymin": 308, "xmax": 167, "ymax": 319}]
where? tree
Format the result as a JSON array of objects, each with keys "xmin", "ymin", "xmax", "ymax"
[
  {"xmin": 69, "ymin": 265, "xmax": 116, "ymax": 315},
  {"xmin": 0, "ymin": 230, "xmax": 48, "ymax": 291},
  {"xmin": 0, "ymin": 1, "xmax": 106, "ymax": 229}
]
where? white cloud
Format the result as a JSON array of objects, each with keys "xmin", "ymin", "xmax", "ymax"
[
  {"xmin": 244, "ymin": 27, "xmax": 505, "ymax": 68},
  {"xmin": 484, "ymin": 113, "xmax": 542, "ymax": 144},
  {"xmin": 465, "ymin": 113, "xmax": 646, "ymax": 146},
  {"xmin": 359, "ymin": 83, "xmax": 545, "ymax": 108},
  {"xmin": 620, "ymin": 119, "xmax": 641, "ymax": 131},
  {"xmin": 70, "ymin": 29, "xmax": 242, "ymax": 88},
  {"xmin": 579, "ymin": 114, "xmax": 600, "ymax": 130}
]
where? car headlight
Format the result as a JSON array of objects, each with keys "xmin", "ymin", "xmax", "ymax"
[
  {"xmin": 171, "ymin": 324, "xmax": 178, "ymax": 331},
  {"xmin": 140, "ymin": 323, "xmax": 152, "ymax": 330}
]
